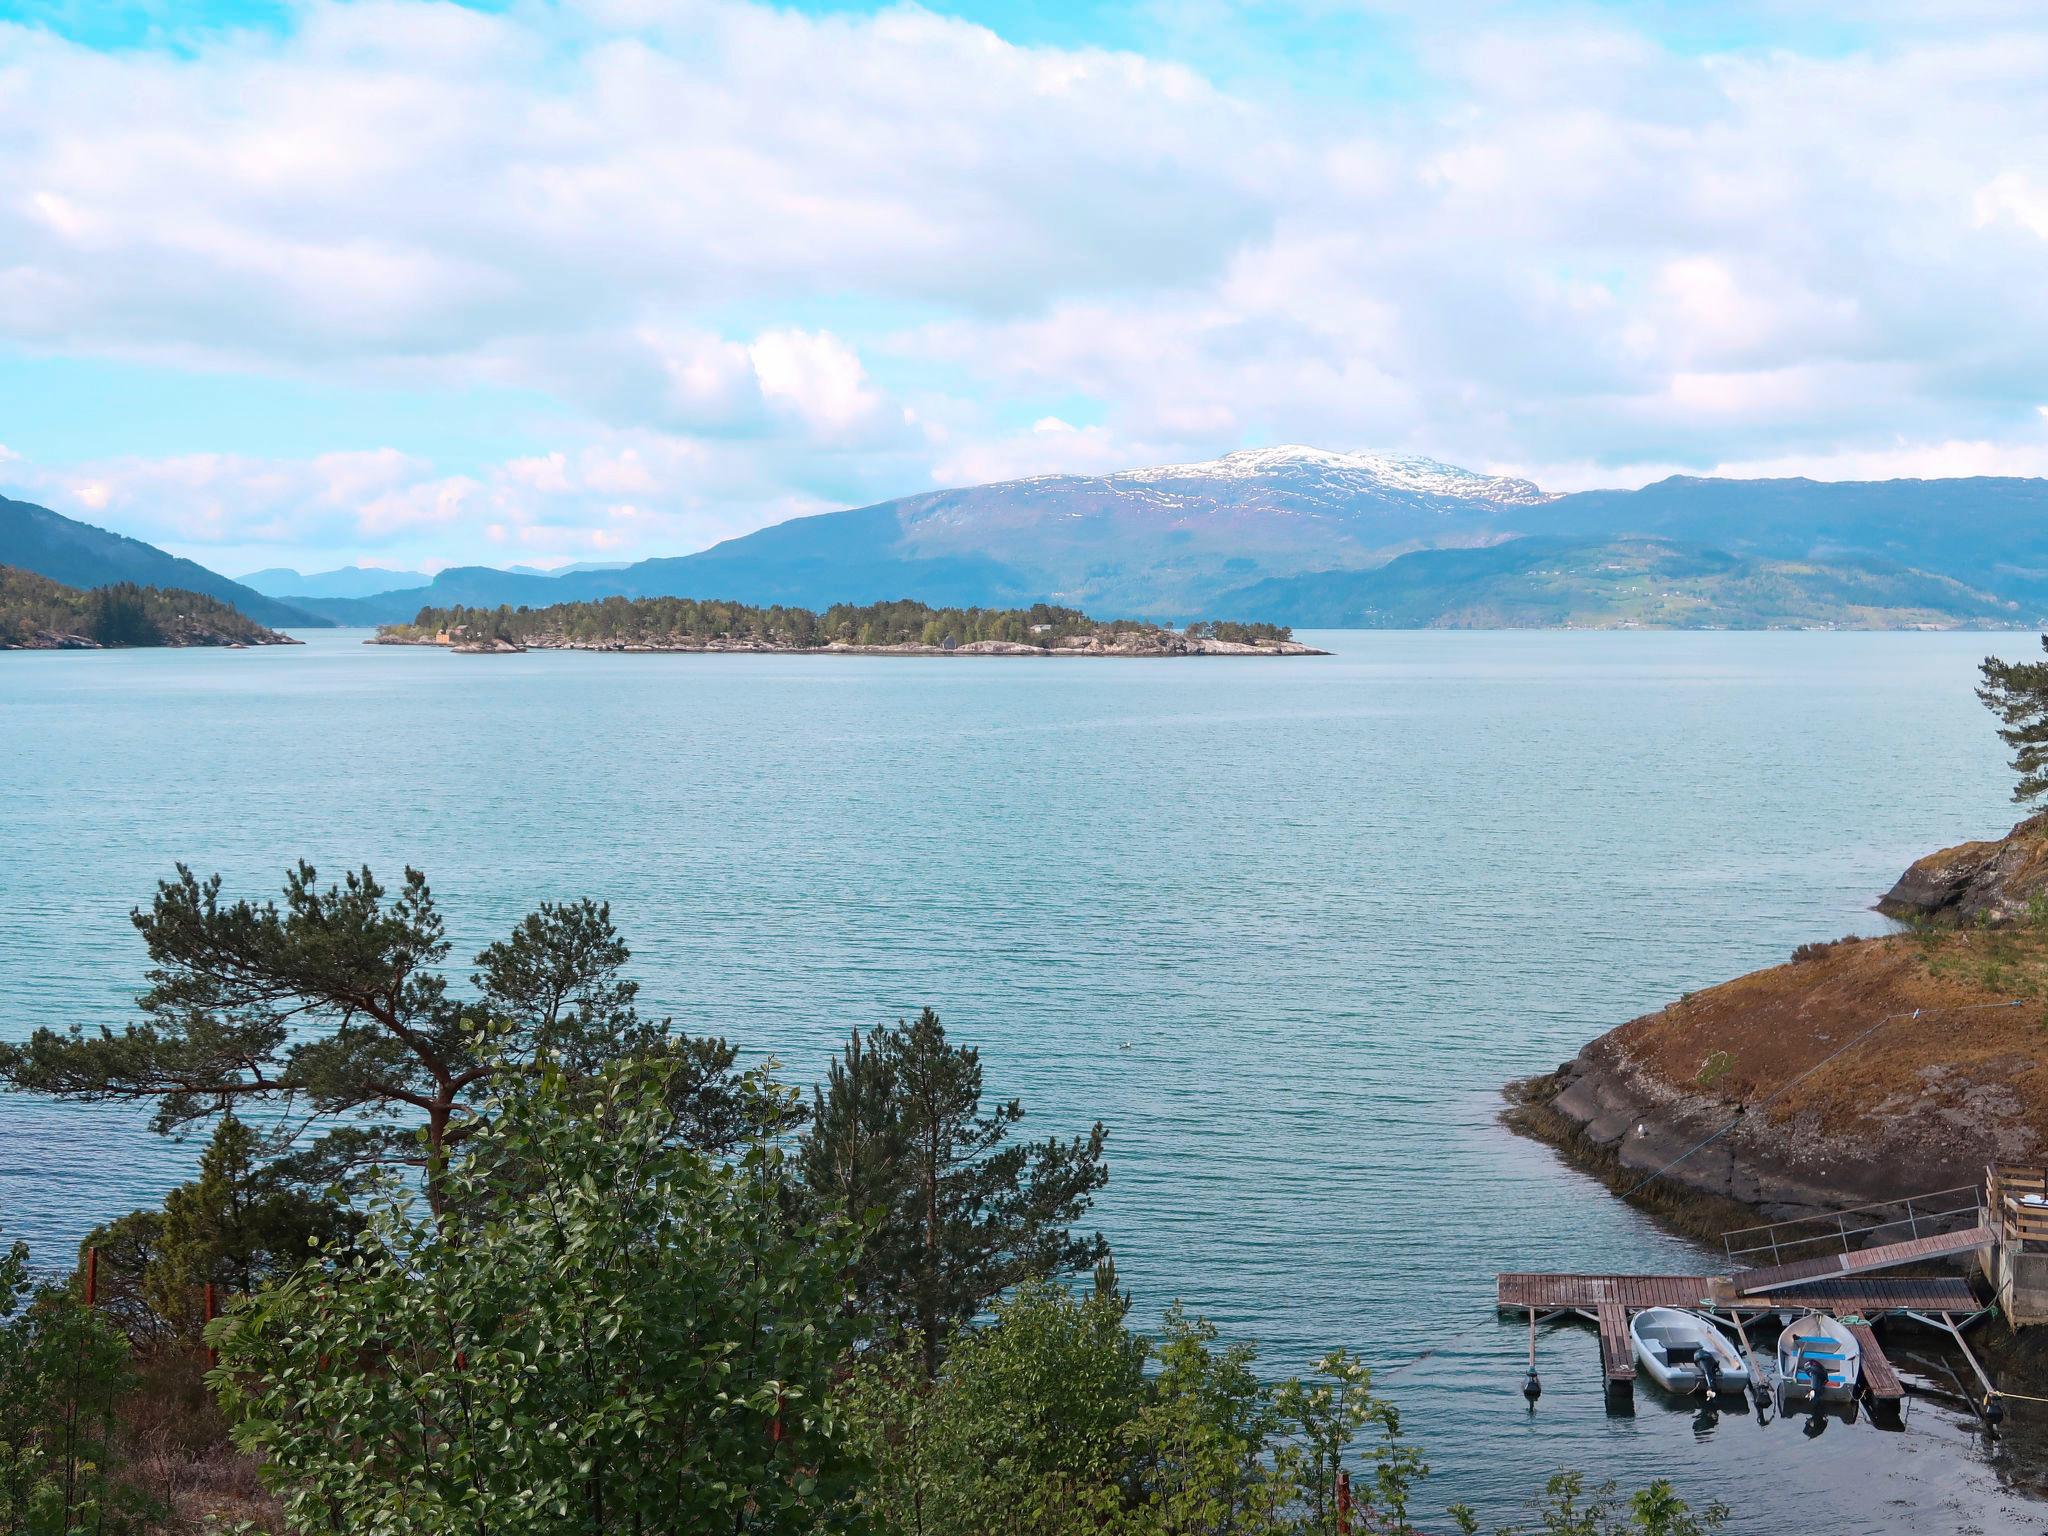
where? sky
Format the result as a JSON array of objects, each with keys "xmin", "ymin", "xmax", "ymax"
[{"xmin": 4, "ymin": 0, "xmax": 2048, "ymax": 575}]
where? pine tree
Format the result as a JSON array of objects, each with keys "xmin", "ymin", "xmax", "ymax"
[
  {"xmin": 81, "ymin": 1114, "xmax": 350, "ymax": 1341},
  {"xmin": 0, "ymin": 864, "xmax": 765, "ymax": 1215},
  {"xmin": 1981, "ymin": 637, "xmax": 2048, "ymax": 804},
  {"xmin": 800, "ymin": 1007, "xmax": 1108, "ymax": 1376}
]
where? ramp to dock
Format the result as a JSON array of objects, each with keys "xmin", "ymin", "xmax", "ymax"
[{"xmin": 1731, "ymin": 1223, "xmax": 1992, "ymax": 1296}]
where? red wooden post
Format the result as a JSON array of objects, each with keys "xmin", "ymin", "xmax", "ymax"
[
  {"xmin": 83, "ymin": 1246, "xmax": 97, "ymax": 1309},
  {"xmin": 202, "ymin": 1282, "xmax": 217, "ymax": 1368},
  {"xmin": 1336, "ymin": 1469, "xmax": 1352, "ymax": 1535}
]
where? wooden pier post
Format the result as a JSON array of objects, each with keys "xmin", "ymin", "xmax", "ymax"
[{"xmin": 1335, "ymin": 1470, "xmax": 1351, "ymax": 1535}]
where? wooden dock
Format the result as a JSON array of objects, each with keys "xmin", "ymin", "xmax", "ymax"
[
  {"xmin": 1497, "ymin": 1171, "xmax": 2038, "ymax": 1417},
  {"xmin": 1497, "ymin": 1271, "xmax": 1977, "ymax": 1405}
]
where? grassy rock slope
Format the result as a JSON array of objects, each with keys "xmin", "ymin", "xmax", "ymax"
[{"xmin": 1514, "ymin": 918, "xmax": 2048, "ymax": 1215}]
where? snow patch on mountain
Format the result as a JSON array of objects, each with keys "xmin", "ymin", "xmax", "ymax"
[{"xmin": 1115, "ymin": 445, "xmax": 1552, "ymax": 505}]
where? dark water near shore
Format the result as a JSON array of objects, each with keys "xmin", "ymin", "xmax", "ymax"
[{"xmin": 4, "ymin": 628, "xmax": 2044, "ymax": 1532}]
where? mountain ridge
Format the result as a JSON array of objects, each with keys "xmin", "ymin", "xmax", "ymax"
[
  {"xmin": 0, "ymin": 497, "xmax": 327, "ymax": 628},
  {"xmin": 17, "ymin": 447, "xmax": 2048, "ymax": 631}
]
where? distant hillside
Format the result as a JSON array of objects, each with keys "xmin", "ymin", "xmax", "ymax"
[
  {"xmin": 278, "ymin": 450, "xmax": 2048, "ymax": 630},
  {"xmin": 297, "ymin": 447, "xmax": 1550, "ymax": 623},
  {"xmin": 1212, "ymin": 536, "xmax": 2029, "ymax": 629},
  {"xmin": 0, "ymin": 496, "xmax": 326, "ymax": 628},
  {"xmin": 27, "ymin": 450, "xmax": 2048, "ymax": 632},
  {"xmin": 239, "ymin": 565, "xmax": 431, "ymax": 600},
  {"xmin": 0, "ymin": 564, "xmax": 296, "ymax": 649},
  {"xmin": 1535, "ymin": 474, "xmax": 2048, "ymax": 607}
]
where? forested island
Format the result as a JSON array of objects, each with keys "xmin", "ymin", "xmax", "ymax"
[
  {"xmin": 0, "ymin": 564, "xmax": 295, "ymax": 650},
  {"xmin": 373, "ymin": 596, "xmax": 1322, "ymax": 655}
]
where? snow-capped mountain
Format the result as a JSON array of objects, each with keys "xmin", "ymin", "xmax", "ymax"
[
  {"xmin": 222, "ymin": 445, "xmax": 2048, "ymax": 627},
  {"xmin": 1115, "ymin": 445, "xmax": 1552, "ymax": 506},
  {"xmin": 865, "ymin": 444, "xmax": 1552, "ymax": 610}
]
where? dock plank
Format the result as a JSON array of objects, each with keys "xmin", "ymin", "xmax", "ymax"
[
  {"xmin": 1597, "ymin": 1300, "xmax": 1635, "ymax": 1384},
  {"xmin": 1846, "ymin": 1323, "xmax": 1903, "ymax": 1403}
]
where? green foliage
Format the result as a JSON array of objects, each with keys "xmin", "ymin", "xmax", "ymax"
[
  {"xmin": 0, "ymin": 564, "xmax": 278, "ymax": 649},
  {"xmin": 0, "ymin": 865, "xmax": 770, "ymax": 1213},
  {"xmin": 1694, "ymin": 1050, "xmax": 1733, "ymax": 1087},
  {"xmin": 381, "ymin": 596, "xmax": 1293, "ymax": 649},
  {"xmin": 82, "ymin": 1115, "xmax": 351, "ymax": 1344},
  {"xmin": 1451, "ymin": 1472, "xmax": 1728, "ymax": 1535},
  {"xmin": 799, "ymin": 1008, "xmax": 1108, "ymax": 1374},
  {"xmin": 1981, "ymin": 636, "xmax": 2048, "ymax": 804},
  {"xmin": 841, "ymin": 1274, "xmax": 1433, "ymax": 1536},
  {"xmin": 0, "ymin": 1237, "xmax": 153, "ymax": 1536},
  {"xmin": 1183, "ymin": 620, "xmax": 1295, "ymax": 645},
  {"xmin": 214, "ymin": 1056, "xmax": 864, "ymax": 1536}
]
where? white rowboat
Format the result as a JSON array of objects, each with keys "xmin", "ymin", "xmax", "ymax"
[
  {"xmin": 1628, "ymin": 1307, "xmax": 1751, "ymax": 1396},
  {"xmin": 1776, "ymin": 1313, "xmax": 1860, "ymax": 1403}
]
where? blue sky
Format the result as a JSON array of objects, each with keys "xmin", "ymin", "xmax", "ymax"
[{"xmin": 3, "ymin": 0, "xmax": 2047, "ymax": 573}]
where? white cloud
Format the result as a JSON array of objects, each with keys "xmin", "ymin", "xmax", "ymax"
[{"xmin": 4, "ymin": 0, "xmax": 2048, "ymax": 569}]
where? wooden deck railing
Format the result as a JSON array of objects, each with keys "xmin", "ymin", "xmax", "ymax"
[{"xmin": 1992, "ymin": 1164, "xmax": 2048, "ymax": 1249}]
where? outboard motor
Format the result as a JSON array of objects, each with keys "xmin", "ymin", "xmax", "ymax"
[
  {"xmin": 1803, "ymin": 1356, "xmax": 1829, "ymax": 1398},
  {"xmin": 1522, "ymin": 1368, "xmax": 1542, "ymax": 1404},
  {"xmin": 1699, "ymin": 1351, "xmax": 1723, "ymax": 1398}
]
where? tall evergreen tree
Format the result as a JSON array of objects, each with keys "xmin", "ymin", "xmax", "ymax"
[
  {"xmin": 0, "ymin": 864, "xmax": 763, "ymax": 1214},
  {"xmin": 1981, "ymin": 636, "xmax": 2048, "ymax": 804},
  {"xmin": 800, "ymin": 1006, "xmax": 1108, "ymax": 1376}
]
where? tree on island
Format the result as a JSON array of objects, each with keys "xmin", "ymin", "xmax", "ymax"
[
  {"xmin": 799, "ymin": 1006, "xmax": 1109, "ymax": 1376},
  {"xmin": 0, "ymin": 863, "xmax": 768, "ymax": 1215},
  {"xmin": 1981, "ymin": 636, "xmax": 2048, "ymax": 804}
]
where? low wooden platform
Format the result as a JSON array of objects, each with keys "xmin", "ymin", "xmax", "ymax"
[
  {"xmin": 1498, "ymin": 1272, "xmax": 1978, "ymax": 1314},
  {"xmin": 1597, "ymin": 1299, "xmax": 1635, "ymax": 1385},
  {"xmin": 1499, "ymin": 1274, "xmax": 1716, "ymax": 1310},
  {"xmin": 1845, "ymin": 1323, "xmax": 1903, "ymax": 1403},
  {"xmin": 1732, "ymin": 1223, "xmax": 1993, "ymax": 1296}
]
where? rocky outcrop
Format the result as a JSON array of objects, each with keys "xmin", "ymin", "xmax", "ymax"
[
  {"xmin": 1878, "ymin": 814, "xmax": 2048, "ymax": 924},
  {"xmin": 1516, "ymin": 927, "xmax": 2048, "ymax": 1215}
]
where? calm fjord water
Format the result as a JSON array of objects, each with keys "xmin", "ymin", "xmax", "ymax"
[{"xmin": 3, "ymin": 629, "xmax": 2040, "ymax": 1531}]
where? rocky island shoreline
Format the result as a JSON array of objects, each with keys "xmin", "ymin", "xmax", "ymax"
[
  {"xmin": 1506, "ymin": 814, "xmax": 2048, "ymax": 1223},
  {"xmin": 0, "ymin": 563, "xmax": 297, "ymax": 650},
  {"xmin": 371, "ymin": 595, "xmax": 1327, "ymax": 657}
]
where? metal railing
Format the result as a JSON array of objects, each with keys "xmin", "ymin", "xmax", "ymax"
[{"xmin": 1721, "ymin": 1184, "xmax": 1985, "ymax": 1269}]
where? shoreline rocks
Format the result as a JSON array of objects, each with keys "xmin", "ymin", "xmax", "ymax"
[
  {"xmin": 1878, "ymin": 813, "xmax": 2048, "ymax": 925},
  {"xmin": 1507, "ymin": 826, "xmax": 2048, "ymax": 1222}
]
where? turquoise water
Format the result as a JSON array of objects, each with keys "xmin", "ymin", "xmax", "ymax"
[{"xmin": 2, "ymin": 629, "xmax": 2039, "ymax": 1531}]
